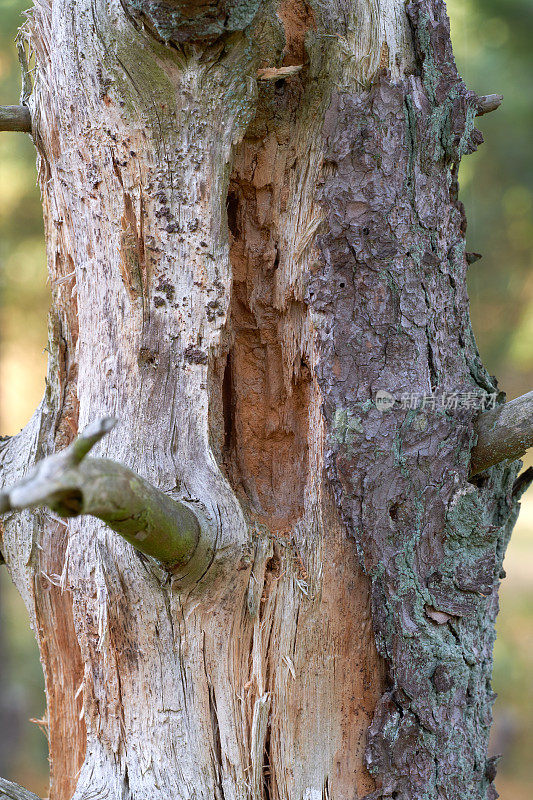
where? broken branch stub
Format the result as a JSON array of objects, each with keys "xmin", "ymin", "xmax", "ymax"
[
  {"xmin": 0, "ymin": 418, "xmax": 202, "ymax": 568},
  {"xmin": 0, "ymin": 105, "xmax": 31, "ymax": 132},
  {"xmin": 476, "ymin": 94, "xmax": 503, "ymax": 117},
  {"xmin": 470, "ymin": 390, "xmax": 533, "ymax": 476}
]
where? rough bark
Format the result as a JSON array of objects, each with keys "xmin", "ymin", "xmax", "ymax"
[
  {"xmin": 120, "ymin": 0, "xmax": 263, "ymax": 43},
  {"xmin": 0, "ymin": 1, "xmax": 526, "ymax": 800},
  {"xmin": 306, "ymin": 2, "xmax": 524, "ymax": 797}
]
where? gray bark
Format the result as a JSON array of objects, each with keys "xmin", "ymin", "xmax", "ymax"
[{"xmin": 0, "ymin": 1, "xmax": 528, "ymax": 799}]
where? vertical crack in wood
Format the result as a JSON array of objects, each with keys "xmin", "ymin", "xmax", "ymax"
[
  {"xmin": 208, "ymin": 683, "xmax": 226, "ymax": 800},
  {"xmin": 251, "ymin": 692, "xmax": 271, "ymax": 800},
  {"xmin": 220, "ymin": 165, "xmax": 312, "ymax": 525}
]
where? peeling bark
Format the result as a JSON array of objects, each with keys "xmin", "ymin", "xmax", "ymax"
[{"xmin": 0, "ymin": 1, "xmax": 525, "ymax": 799}]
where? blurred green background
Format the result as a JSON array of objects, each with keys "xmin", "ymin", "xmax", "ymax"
[{"xmin": 0, "ymin": 0, "xmax": 532, "ymax": 796}]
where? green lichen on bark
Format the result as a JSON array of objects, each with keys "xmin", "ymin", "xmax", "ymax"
[{"xmin": 408, "ymin": 0, "xmax": 484, "ymax": 163}]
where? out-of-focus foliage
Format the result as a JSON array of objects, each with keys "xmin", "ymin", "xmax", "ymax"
[
  {"xmin": 0, "ymin": 1, "xmax": 48, "ymax": 794},
  {"xmin": 0, "ymin": 0, "xmax": 48, "ymax": 435},
  {"xmin": 0, "ymin": 0, "xmax": 531, "ymax": 797},
  {"xmin": 449, "ymin": 0, "xmax": 533, "ymax": 400},
  {"xmin": 0, "ymin": 571, "xmax": 47, "ymax": 795}
]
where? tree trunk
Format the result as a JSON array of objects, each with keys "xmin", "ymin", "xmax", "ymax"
[{"xmin": 0, "ymin": 1, "xmax": 526, "ymax": 799}]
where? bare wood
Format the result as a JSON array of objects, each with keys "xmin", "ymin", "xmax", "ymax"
[
  {"xmin": 470, "ymin": 391, "xmax": 533, "ymax": 476},
  {"xmin": 257, "ymin": 65, "xmax": 303, "ymax": 80},
  {"xmin": 0, "ymin": 105, "xmax": 31, "ymax": 132},
  {"xmin": 0, "ymin": 409, "xmax": 47, "ymax": 607},
  {"xmin": 476, "ymin": 94, "xmax": 503, "ymax": 116},
  {"xmin": 250, "ymin": 693, "xmax": 271, "ymax": 799},
  {"xmin": 0, "ymin": 2, "xmax": 396, "ymax": 797}
]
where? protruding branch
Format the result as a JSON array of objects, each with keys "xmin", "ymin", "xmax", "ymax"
[
  {"xmin": 0, "ymin": 419, "xmax": 202, "ymax": 568},
  {"xmin": 0, "ymin": 105, "xmax": 31, "ymax": 132},
  {"xmin": 0, "ymin": 776, "xmax": 41, "ymax": 800},
  {"xmin": 476, "ymin": 94, "xmax": 503, "ymax": 117},
  {"xmin": 470, "ymin": 391, "xmax": 533, "ymax": 477}
]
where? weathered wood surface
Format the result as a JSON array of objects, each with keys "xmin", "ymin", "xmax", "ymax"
[{"xmin": 0, "ymin": 1, "xmax": 526, "ymax": 799}]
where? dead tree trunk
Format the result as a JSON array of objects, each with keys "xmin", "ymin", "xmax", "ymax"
[{"xmin": 0, "ymin": 1, "xmax": 530, "ymax": 799}]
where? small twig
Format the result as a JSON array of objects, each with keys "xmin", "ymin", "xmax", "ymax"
[
  {"xmin": 476, "ymin": 94, "xmax": 503, "ymax": 117},
  {"xmin": 512, "ymin": 466, "xmax": 533, "ymax": 500},
  {"xmin": 466, "ymin": 252, "xmax": 482, "ymax": 265},
  {"xmin": 470, "ymin": 391, "xmax": 533, "ymax": 477},
  {"xmin": 0, "ymin": 105, "xmax": 31, "ymax": 132}
]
